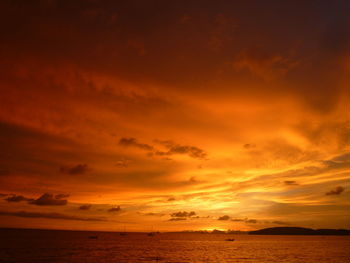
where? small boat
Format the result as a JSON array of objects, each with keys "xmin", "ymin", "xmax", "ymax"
[
  {"xmin": 147, "ymin": 226, "xmax": 157, "ymax": 236},
  {"xmin": 120, "ymin": 226, "xmax": 127, "ymax": 236},
  {"xmin": 225, "ymin": 238, "xmax": 235, "ymax": 241},
  {"xmin": 89, "ymin": 235, "xmax": 98, "ymax": 239}
]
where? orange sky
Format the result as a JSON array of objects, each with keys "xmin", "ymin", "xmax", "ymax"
[{"xmin": 0, "ymin": 0, "xmax": 350, "ymax": 232}]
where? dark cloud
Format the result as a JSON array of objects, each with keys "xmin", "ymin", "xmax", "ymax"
[
  {"xmin": 155, "ymin": 140, "xmax": 207, "ymax": 160},
  {"xmin": 0, "ymin": 193, "xmax": 8, "ymax": 197},
  {"xmin": 0, "ymin": 210, "xmax": 106, "ymax": 221},
  {"xmin": 108, "ymin": 206, "xmax": 121, "ymax": 212},
  {"xmin": 119, "ymin": 137, "xmax": 208, "ymax": 160},
  {"xmin": 79, "ymin": 204, "xmax": 92, "ymax": 210},
  {"xmin": 168, "ymin": 145, "xmax": 207, "ymax": 159},
  {"xmin": 243, "ymin": 143, "xmax": 256, "ymax": 149},
  {"xmin": 169, "ymin": 217, "xmax": 187, "ymax": 221},
  {"xmin": 189, "ymin": 176, "xmax": 198, "ymax": 183},
  {"xmin": 143, "ymin": 212, "xmax": 165, "ymax": 217},
  {"xmin": 326, "ymin": 186, "xmax": 345, "ymax": 196},
  {"xmin": 218, "ymin": 215, "xmax": 230, "ymax": 220},
  {"xmin": 230, "ymin": 217, "xmax": 286, "ymax": 225},
  {"xmin": 55, "ymin": 194, "xmax": 69, "ymax": 199},
  {"xmin": 115, "ymin": 158, "xmax": 131, "ymax": 168},
  {"xmin": 5, "ymin": 194, "xmax": 31, "ymax": 202},
  {"xmin": 231, "ymin": 218, "xmax": 245, "ymax": 222},
  {"xmin": 246, "ymin": 219, "xmax": 258, "ymax": 224},
  {"xmin": 230, "ymin": 218, "xmax": 259, "ymax": 224},
  {"xmin": 170, "ymin": 211, "xmax": 196, "ymax": 218},
  {"xmin": 167, "ymin": 197, "xmax": 176, "ymax": 201},
  {"xmin": 118, "ymin": 137, "xmax": 153, "ymax": 151},
  {"xmin": 29, "ymin": 193, "xmax": 68, "ymax": 206},
  {"xmin": 60, "ymin": 164, "xmax": 88, "ymax": 175},
  {"xmin": 284, "ymin": 180, "xmax": 298, "ymax": 185}
]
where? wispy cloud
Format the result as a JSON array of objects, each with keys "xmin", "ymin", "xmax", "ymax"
[
  {"xmin": 29, "ymin": 193, "xmax": 68, "ymax": 206},
  {"xmin": 119, "ymin": 138, "xmax": 153, "ymax": 151},
  {"xmin": 0, "ymin": 210, "xmax": 106, "ymax": 222},
  {"xmin": 108, "ymin": 206, "xmax": 121, "ymax": 212},
  {"xmin": 60, "ymin": 164, "xmax": 88, "ymax": 175},
  {"xmin": 326, "ymin": 186, "xmax": 345, "ymax": 195},
  {"xmin": 79, "ymin": 204, "xmax": 92, "ymax": 210}
]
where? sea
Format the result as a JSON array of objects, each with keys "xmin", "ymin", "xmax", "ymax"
[{"xmin": 1, "ymin": 228, "xmax": 350, "ymax": 263}]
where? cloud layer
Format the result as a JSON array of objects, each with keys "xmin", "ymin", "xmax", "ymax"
[{"xmin": 0, "ymin": 0, "xmax": 350, "ymax": 231}]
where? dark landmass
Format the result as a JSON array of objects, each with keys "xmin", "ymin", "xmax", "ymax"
[{"xmin": 249, "ymin": 227, "xmax": 350, "ymax": 236}]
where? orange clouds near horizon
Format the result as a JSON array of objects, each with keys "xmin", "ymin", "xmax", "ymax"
[{"xmin": 0, "ymin": 0, "xmax": 350, "ymax": 232}]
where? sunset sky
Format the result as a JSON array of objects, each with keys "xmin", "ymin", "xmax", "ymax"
[{"xmin": 1, "ymin": 0, "xmax": 350, "ymax": 232}]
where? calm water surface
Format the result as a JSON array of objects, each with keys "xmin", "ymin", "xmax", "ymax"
[{"xmin": 1, "ymin": 229, "xmax": 349, "ymax": 263}]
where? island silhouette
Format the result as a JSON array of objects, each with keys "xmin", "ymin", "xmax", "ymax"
[{"xmin": 249, "ymin": 227, "xmax": 350, "ymax": 235}]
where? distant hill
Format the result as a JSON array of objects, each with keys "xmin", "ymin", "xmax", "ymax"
[{"xmin": 249, "ymin": 227, "xmax": 350, "ymax": 235}]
